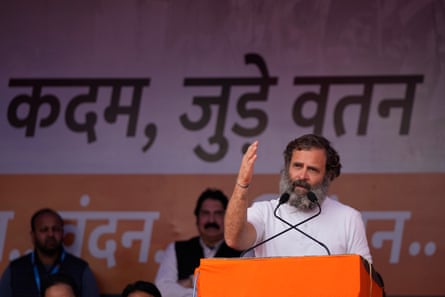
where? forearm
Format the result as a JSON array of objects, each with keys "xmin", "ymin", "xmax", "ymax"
[
  {"xmin": 155, "ymin": 243, "xmax": 194, "ymax": 297},
  {"xmin": 224, "ymin": 184, "xmax": 256, "ymax": 250},
  {"xmin": 225, "ymin": 140, "xmax": 258, "ymax": 250}
]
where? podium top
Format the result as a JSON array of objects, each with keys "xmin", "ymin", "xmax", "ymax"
[{"xmin": 194, "ymin": 255, "xmax": 383, "ymax": 297}]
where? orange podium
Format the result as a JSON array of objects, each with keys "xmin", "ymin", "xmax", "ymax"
[{"xmin": 194, "ymin": 255, "xmax": 384, "ymax": 297}]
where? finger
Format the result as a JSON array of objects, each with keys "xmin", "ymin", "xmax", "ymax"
[{"xmin": 244, "ymin": 141, "xmax": 258, "ymax": 159}]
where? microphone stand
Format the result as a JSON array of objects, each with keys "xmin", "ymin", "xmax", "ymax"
[
  {"xmin": 273, "ymin": 197, "xmax": 331, "ymax": 255},
  {"xmin": 240, "ymin": 193, "xmax": 325, "ymax": 257}
]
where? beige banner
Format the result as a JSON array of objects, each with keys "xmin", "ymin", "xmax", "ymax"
[{"xmin": 0, "ymin": 174, "xmax": 443, "ymax": 295}]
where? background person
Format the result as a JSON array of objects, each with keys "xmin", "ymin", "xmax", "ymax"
[
  {"xmin": 121, "ymin": 280, "xmax": 162, "ymax": 297},
  {"xmin": 155, "ymin": 188, "xmax": 242, "ymax": 297},
  {"xmin": 0, "ymin": 208, "xmax": 100, "ymax": 297},
  {"xmin": 41, "ymin": 273, "xmax": 79, "ymax": 297}
]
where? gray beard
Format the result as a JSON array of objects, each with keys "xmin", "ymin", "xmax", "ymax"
[{"xmin": 279, "ymin": 171, "xmax": 329, "ymax": 211}]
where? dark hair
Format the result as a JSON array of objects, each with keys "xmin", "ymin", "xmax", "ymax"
[
  {"xmin": 31, "ymin": 208, "xmax": 64, "ymax": 232},
  {"xmin": 283, "ymin": 134, "xmax": 342, "ymax": 181},
  {"xmin": 41, "ymin": 273, "xmax": 79, "ymax": 297},
  {"xmin": 121, "ymin": 280, "xmax": 162, "ymax": 297},
  {"xmin": 193, "ymin": 188, "xmax": 228, "ymax": 217}
]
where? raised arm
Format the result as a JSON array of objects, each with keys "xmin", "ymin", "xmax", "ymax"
[{"xmin": 224, "ymin": 141, "xmax": 258, "ymax": 250}]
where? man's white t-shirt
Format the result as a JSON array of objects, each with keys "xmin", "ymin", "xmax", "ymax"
[{"xmin": 247, "ymin": 197, "xmax": 372, "ymax": 263}]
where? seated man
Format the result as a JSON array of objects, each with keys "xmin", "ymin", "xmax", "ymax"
[
  {"xmin": 155, "ymin": 188, "xmax": 242, "ymax": 297},
  {"xmin": 0, "ymin": 208, "xmax": 100, "ymax": 297}
]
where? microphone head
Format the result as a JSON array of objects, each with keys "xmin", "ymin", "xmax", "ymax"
[
  {"xmin": 279, "ymin": 193, "xmax": 290, "ymax": 204},
  {"xmin": 307, "ymin": 191, "xmax": 318, "ymax": 203}
]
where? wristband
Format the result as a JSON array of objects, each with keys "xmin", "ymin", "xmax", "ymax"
[{"xmin": 236, "ymin": 182, "xmax": 249, "ymax": 189}]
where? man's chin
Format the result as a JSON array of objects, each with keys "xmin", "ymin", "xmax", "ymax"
[
  {"xmin": 203, "ymin": 231, "xmax": 223, "ymax": 239},
  {"xmin": 40, "ymin": 246, "xmax": 61, "ymax": 256}
]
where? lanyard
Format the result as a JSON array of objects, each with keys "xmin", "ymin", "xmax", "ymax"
[{"xmin": 31, "ymin": 249, "xmax": 66, "ymax": 294}]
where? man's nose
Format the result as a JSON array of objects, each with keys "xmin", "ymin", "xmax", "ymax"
[
  {"xmin": 297, "ymin": 168, "xmax": 309, "ymax": 180},
  {"xmin": 47, "ymin": 227, "xmax": 59, "ymax": 236}
]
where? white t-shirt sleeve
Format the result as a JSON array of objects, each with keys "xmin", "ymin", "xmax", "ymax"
[
  {"xmin": 247, "ymin": 200, "xmax": 275, "ymax": 244},
  {"xmin": 347, "ymin": 210, "xmax": 373, "ymax": 263}
]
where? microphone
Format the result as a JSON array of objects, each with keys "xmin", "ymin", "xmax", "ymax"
[
  {"xmin": 274, "ymin": 191, "xmax": 331, "ymax": 255},
  {"xmin": 279, "ymin": 192, "xmax": 290, "ymax": 204},
  {"xmin": 240, "ymin": 192, "xmax": 322, "ymax": 257}
]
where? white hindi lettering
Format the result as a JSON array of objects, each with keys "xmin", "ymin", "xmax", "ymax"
[
  {"xmin": 362, "ymin": 211, "xmax": 411, "ymax": 264},
  {"xmin": 1, "ymin": 208, "xmax": 414, "ymax": 266},
  {"xmin": 60, "ymin": 211, "xmax": 160, "ymax": 267},
  {"xmin": 0, "ymin": 211, "xmax": 14, "ymax": 262}
]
